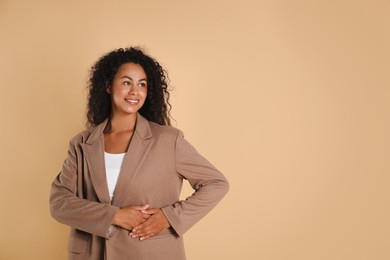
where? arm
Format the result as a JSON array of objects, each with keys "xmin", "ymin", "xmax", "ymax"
[
  {"xmin": 50, "ymin": 139, "xmax": 151, "ymax": 237},
  {"xmin": 161, "ymin": 130, "xmax": 229, "ymax": 236},
  {"xmin": 49, "ymin": 139, "xmax": 119, "ymax": 238},
  {"xmin": 132, "ymin": 130, "xmax": 229, "ymax": 239}
]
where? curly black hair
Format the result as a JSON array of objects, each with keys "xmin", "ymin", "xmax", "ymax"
[{"xmin": 86, "ymin": 47, "xmax": 172, "ymax": 127}]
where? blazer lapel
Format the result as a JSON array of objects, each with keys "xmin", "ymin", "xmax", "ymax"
[
  {"xmin": 80, "ymin": 120, "xmax": 111, "ymax": 204},
  {"xmin": 112, "ymin": 115, "xmax": 154, "ymax": 207}
]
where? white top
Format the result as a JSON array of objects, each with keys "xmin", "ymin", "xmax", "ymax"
[{"xmin": 104, "ymin": 152, "xmax": 126, "ymax": 201}]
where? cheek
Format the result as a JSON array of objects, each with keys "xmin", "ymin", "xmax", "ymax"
[
  {"xmin": 141, "ymin": 88, "xmax": 148, "ymax": 99},
  {"xmin": 112, "ymin": 86, "xmax": 126, "ymax": 97}
]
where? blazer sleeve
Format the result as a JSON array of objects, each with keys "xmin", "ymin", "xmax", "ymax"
[
  {"xmin": 49, "ymin": 139, "xmax": 119, "ymax": 238},
  {"xmin": 161, "ymin": 130, "xmax": 229, "ymax": 236}
]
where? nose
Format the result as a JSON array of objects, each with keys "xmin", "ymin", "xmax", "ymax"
[{"xmin": 128, "ymin": 84, "xmax": 138, "ymax": 95}]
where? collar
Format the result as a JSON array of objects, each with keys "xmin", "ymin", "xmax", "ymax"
[{"xmin": 84, "ymin": 113, "xmax": 152, "ymax": 144}]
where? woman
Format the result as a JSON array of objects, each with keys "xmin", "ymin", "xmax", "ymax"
[{"xmin": 50, "ymin": 47, "xmax": 229, "ymax": 260}]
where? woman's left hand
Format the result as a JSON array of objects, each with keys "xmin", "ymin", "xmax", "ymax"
[{"xmin": 130, "ymin": 208, "xmax": 170, "ymax": 240}]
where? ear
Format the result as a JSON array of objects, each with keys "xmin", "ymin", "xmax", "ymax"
[{"xmin": 106, "ymin": 87, "xmax": 111, "ymax": 94}]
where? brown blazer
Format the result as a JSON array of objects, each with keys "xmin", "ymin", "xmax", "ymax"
[{"xmin": 50, "ymin": 114, "xmax": 229, "ymax": 260}]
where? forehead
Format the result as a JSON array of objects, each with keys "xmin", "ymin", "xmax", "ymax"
[{"xmin": 115, "ymin": 62, "xmax": 146, "ymax": 78}]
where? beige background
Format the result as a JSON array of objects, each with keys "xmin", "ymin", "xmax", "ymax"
[{"xmin": 0, "ymin": 0, "xmax": 389, "ymax": 259}]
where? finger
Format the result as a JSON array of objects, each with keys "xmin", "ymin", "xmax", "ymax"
[
  {"xmin": 141, "ymin": 208, "xmax": 159, "ymax": 214},
  {"xmin": 132, "ymin": 204, "xmax": 150, "ymax": 211},
  {"xmin": 134, "ymin": 213, "xmax": 162, "ymax": 232},
  {"xmin": 140, "ymin": 233, "xmax": 156, "ymax": 241},
  {"xmin": 132, "ymin": 222, "xmax": 155, "ymax": 238},
  {"xmin": 142, "ymin": 213, "xmax": 151, "ymax": 219},
  {"xmin": 136, "ymin": 211, "xmax": 150, "ymax": 219},
  {"xmin": 131, "ymin": 223, "xmax": 146, "ymax": 236},
  {"xmin": 130, "ymin": 232, "xmax": 154, "ymax": 240},
  {"xmin": 130, "ymin": 229, "xmax": 153, "ymax": 238},
  {"xmin": 137, "ymin": 222, "xmax": 165, "ymax": 239},
  {"xmin": 132, "ymin": 224, "xmax": 150, "ymax": 235},
  {"xmin": 134, "ymin": 228, "xmax": 156, "ymax": 239}
]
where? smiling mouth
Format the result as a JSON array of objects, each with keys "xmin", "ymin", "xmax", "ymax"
[{"xmin": 125, "ymin": 99, "xmax": 139, "ymax": 105}]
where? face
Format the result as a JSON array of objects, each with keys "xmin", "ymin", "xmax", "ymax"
[{"xmin": 108, "ymin": 62, "xmax": 148, "ymax": 116}]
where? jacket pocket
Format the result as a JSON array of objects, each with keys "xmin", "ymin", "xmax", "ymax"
[{"xmin": 67, "ymin": 230, "xmax": 89, "ymax": 253}]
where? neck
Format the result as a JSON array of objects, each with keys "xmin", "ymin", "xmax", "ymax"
[{"xmin": 105, "ymin": 112, "xmax": 137, "ymax": 133}]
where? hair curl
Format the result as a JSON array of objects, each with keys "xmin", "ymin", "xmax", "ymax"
[{"xmin": 86, "ymin": 47, "xmax": 172, "ymax": 127}]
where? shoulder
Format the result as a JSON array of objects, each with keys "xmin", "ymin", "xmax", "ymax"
[
  {"xmin": 68, "ymin": 126, "xmax": 97, "ymax": 146},
  {"xmin": 67, "ymin": 119, "xmax": 108, "ymax": 146},
  {"xmin": 147, "ymin": 121, "xmax": 183, "ymax": 140}
]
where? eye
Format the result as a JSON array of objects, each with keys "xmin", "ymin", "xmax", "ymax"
[
  {"xmin": 138, "ymin": 82, "xmax": 147, "ymax": 88},
  {"xmin": 123, "ymin": 81, "xmax": 131, "ymax": 86}
]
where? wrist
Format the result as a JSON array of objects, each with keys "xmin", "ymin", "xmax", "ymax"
[{"xmin": 112, "ymin": 208, "xmax": 122, "ymax": 226}]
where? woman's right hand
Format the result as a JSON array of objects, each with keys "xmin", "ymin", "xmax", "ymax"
[{"xmin": 112, "ymin": 204, "xmax": 151, "ymax": 230}]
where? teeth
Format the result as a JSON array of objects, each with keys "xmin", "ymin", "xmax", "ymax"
[{"xmin": 126, "ymin": 99, "xmax": 138, "ymax": 103}]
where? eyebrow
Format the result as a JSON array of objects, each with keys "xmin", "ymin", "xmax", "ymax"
[{"xmin": 120, "ymin": 76, "xmax": 147, "ymax": 81}]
